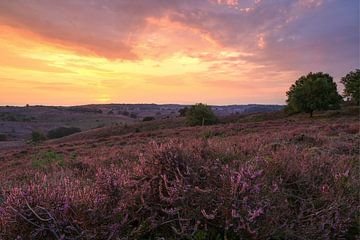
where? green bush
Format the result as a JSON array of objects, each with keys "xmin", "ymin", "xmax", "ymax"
[
  {"xmin": 31, "ymin": 131, "xmax": 46, "ymax": 143},
  {"xmin": 47, "ymin": 127, "xmax": 81, "ymax": 139},
  {"xmin": 186, "ymin": 103, "xmax": 218, "ymax": 126}
]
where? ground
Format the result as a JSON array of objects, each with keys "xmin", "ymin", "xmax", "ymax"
[{"xmin": 0, "ymin": 108, "xmax": 359, "ymax": 239}]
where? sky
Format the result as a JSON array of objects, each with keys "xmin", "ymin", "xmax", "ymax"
[{"xmin": 0, "ymin": 0, "xmax": 358, "ymax": 106}]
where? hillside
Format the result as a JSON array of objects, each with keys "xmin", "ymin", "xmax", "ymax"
[
  {"xmin": 0, "ymin": 109, "xmax": 359, "ymax": 239},
  {"xmin": 0, "ymin": 104, "xmax": 283, "ymax": 144}
]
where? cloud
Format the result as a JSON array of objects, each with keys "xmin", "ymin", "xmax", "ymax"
[{"xmin": 0, "ymin": 0, "xmax": 357, "ymax": 104}]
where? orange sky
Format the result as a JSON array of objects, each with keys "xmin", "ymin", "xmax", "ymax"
[{"xmin": 0, "ymin": 0, "xmax": 358, "ymax": 106}]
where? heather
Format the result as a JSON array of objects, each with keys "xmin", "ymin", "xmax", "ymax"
[{"xmin": 0, "ymin": 113, "xmax": 359, "ymax": 239}]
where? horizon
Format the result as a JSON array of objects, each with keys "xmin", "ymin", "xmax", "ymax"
[
  {"xmin": 0, "ymin": 0, "xmax": 358, "ymax": 105},
  {"xmin": 0, "ymin": 102, "xmax": 286, "ymax": 108}
]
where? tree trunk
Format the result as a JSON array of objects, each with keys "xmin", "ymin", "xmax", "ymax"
[{"xmin": 310, "ymin": 110, "xmax": 313, "ymax": 118}]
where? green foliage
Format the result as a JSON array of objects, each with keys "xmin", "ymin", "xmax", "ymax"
[
  {"xmin": 47, "ymin": 127, "xmax": 81, "ymax": 139},
  {"xmin": 31, "ymin": 131, "xmax": 46, "ymax": 143},
  {"xmin": 0, "ymin": 133, "xmax": 7, "ymax": 141},
  {"xmin": 32, "ymin": 150, "xmax": 64, "ymax": 170},
  {"xmin": 186, "ymin": 103, "xmax": 218, "ymax": 126},
  {"xmin": 341, "ymin": 69, "xmax": 360, "ymax": 105},
  {"xmin": 286, "ymin": 72, "xmax": 342, "ymax": 117}
]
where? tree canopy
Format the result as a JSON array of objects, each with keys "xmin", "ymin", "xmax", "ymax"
[
  {"xmin": 341, "ymin": 69, "xmax": 360, "ymax": 105},
  {"xmin": 286, "ymin": 72, "xmax": 342, "ymax": 117},
  {"xmin": 185, "ymin": 103, "xmax": 218, "ymax": 126}
]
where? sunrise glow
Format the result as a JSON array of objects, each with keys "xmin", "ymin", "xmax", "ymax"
[{"xmin": 0, "ymin": 0, "xmax": 358, "ymax": 105}]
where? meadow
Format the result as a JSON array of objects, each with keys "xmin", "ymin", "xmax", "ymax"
[{"xmin": 0, "ymin": 109, "xmax": 359, "ymax": 239}]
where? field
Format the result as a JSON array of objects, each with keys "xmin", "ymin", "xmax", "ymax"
[{"xmin": 0, "ymin": 108, "xmax": 359, "ymax": 239}]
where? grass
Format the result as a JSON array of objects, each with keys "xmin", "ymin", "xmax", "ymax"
[{"xmin": 31, "ymin": 150, "xmax": 65, "ymax": 170}]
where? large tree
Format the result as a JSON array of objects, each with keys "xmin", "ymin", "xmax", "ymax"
[
  {"xmin": 286, "ymin": 72, "xmax": 342, "ymax": 117},
  {"xmin": 341, "ymin": 69, "xmax": 360, "ymax": 105},
  {"xmin": 186, "ymin": 103, "xmax": 218, "ymax": 126}
]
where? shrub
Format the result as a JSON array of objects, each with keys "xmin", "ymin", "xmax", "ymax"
[
  {"xmin": 186, "ymin": 103, "xmax": 218, "ymax": 126},
  {"xmin": 0, "ymin": 133, "xmax": 7, "ymax": 141},
  {"xmin": 31, "ymin": 131, "xmax": 46, "ymax": 143},
  {"xmin": 143, "ymin": 116, "xmax": 155, "ymax": 122},
  {"xmin": 47, "ymin": 127, "xmax": 81, "ymax": 139}
]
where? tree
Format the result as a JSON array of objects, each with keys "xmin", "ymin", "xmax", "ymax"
[
  {"xmin": 286, "ymin": 72, "xmax": 342, "ymax": 117},
  {"xmin": 185, "ymin": 103, "xmax": 218, "ymax": 126},
  {"xmin": 341, "ymin": 69, "xmax": 360, "ymax": 105}
]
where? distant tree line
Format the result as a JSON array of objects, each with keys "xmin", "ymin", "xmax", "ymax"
[{"xmin": 179, "ymin": 69, "xmax": 359, "ymax": 126}]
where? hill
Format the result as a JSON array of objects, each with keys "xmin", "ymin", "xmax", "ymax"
[
  {"xmin": 0, "ymin": 104, "xmax": 283, "ymax": 144},
  {"xmin": 0, "ymin": 108, "xmax": 358, "ymax": 239}
]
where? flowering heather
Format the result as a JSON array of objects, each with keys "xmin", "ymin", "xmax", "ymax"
[{"xmin": 0, "ymin": 113, "xmax": 359, "ymax": 239}]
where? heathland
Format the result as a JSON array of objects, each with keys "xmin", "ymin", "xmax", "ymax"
[{"xmin": 0, "ymin": 106, "xmax": 359, "ymax": 239}]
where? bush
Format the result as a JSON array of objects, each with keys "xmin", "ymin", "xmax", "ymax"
[
  {"xmin": 47, "ymin": 127, "xmax": 81, "ymax": 139},
  {"xmin": 143, "ymin": 116, "xmax": 155, "ymax": 122},
  {"xmin": 0, "ymin": 133, "xmax": 7, "ymax": 141},
  {"xmin": 31, "ymin": 131, "xmax": 46, "ymax": 143},
  {"xmin": 186, "ymin": 103, "xmax": 218, "ymax": 126}
]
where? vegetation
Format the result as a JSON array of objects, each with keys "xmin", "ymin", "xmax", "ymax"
[
  {"xmin": 31, "ymin": 130, "xmax": 46, "ymax": 143},
  {"xmin": 178, "ymin": 106, "xmax": 189, "ymax": 117},
  {"xmin": 47, "ymin": 127, "xmax": 81, "ymax": 139},
  {"xmin": 0, "ymin": 74, "xmax": 359, "ymax": 239},
  {"xmin": 32, "ymin": 150, "xmax": 65, "ymax": 170},
  {"xmin": 341, "ymin": 69, "xmax": 360, "ymax": 105},
  {"xmin": 0, "ymin": 133, "xmax": 7, "ymax": 141},
  {"xmin": 143, "ymin": 116, "xmax": 155, "ymax": 122},
  {"xmin": 286, "ymin": 72, "xmax": 342, "ymax": 117},
  {"xmin": 130, "ymin": 113, "xmax": 137, "ymax": 119},
  {"xmin": 0, "ymin": 112, "xmax": 358, "ymax": 239},
  {"xmin": 186, "ymin": 103, "xmax": 218, "ymax": 126}
]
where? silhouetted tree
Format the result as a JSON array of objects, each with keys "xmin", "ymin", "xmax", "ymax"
[
  {"xmin": 286, "ymin": 72, "xmax": 342, "ymax": 117},
  {"xmin": 186, "ymin": 103, "xmax": 218, "ymax": 126},
  {"xmin": 341, "ymin": 69, "xmax": 360, "ymax": 105}
]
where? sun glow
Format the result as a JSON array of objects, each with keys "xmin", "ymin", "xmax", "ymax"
[
  {"xmin": 1, "ymin": 24, "xmax": 292, "ymax": 106},
  {"xmin": 0, "ymin": 0, "xmax": 355, "ymax": 105}
]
